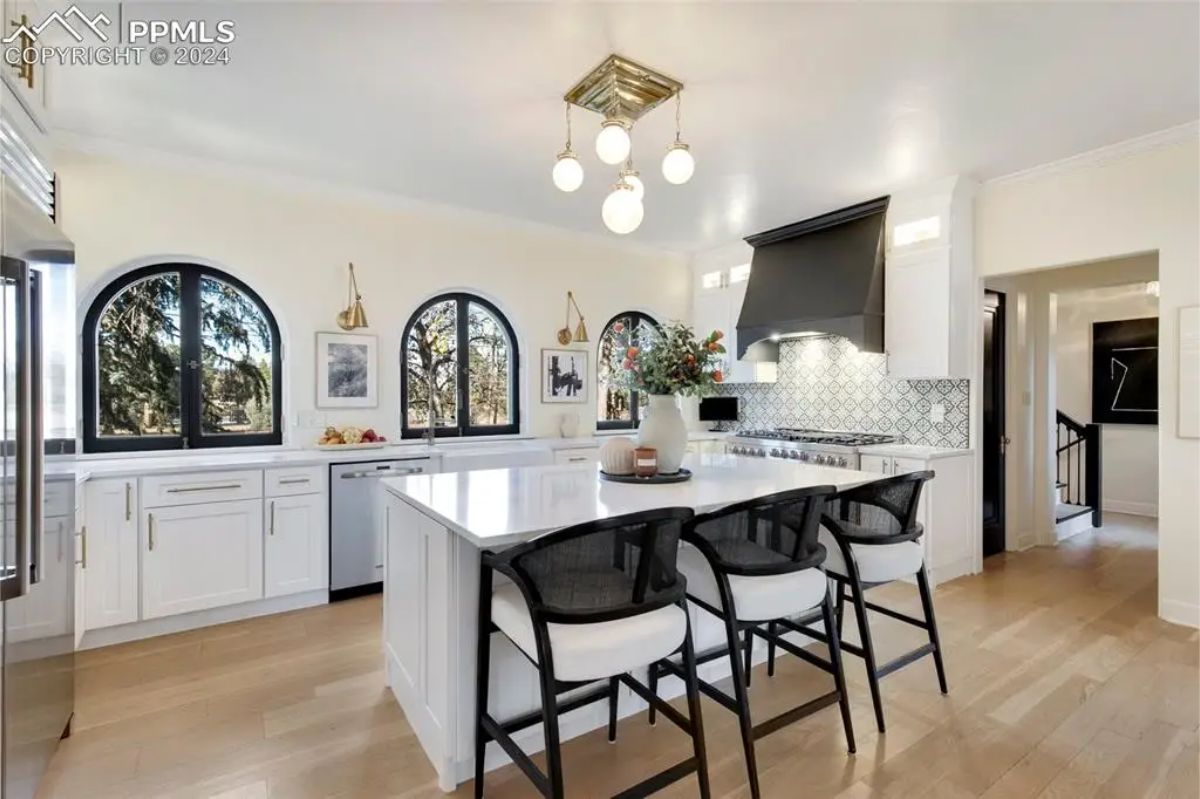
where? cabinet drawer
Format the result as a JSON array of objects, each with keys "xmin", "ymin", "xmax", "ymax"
[
  {"xmin": 141, "ymin": 470, "xmax": 263, "ymax": 508},
  {"xmin": 5, "ymin": 478, "xmax": 70, "ymax": 518},
  {"xmin": 554, "ymin": 448, "xmax": 599, "ymax": 466},
  {"xmin": 265, "ymin": 465, "xmax": 324, "ymax": 497}
]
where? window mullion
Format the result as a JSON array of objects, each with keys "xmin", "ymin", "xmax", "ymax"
[
  {"xmin": 181, "ymin": 270, "xmax": 203, "ymax": 448},
  {"xmin": 457, "ymin": 297, "xmax": 470, "ymax": 435}
]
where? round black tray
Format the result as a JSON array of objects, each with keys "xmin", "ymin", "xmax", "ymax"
[{"xmin": 599, "ymin": 468, "xmax": 693, "ymax": 484}]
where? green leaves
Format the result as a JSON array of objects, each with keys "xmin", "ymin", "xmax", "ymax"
[{"xmin": 605, "ymin": 320, "xmax": 726, "ymax": 397}]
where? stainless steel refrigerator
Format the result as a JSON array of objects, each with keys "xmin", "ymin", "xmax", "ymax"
[{"xmin": 0, "ymin": 169, "xmax": 76, "ymax": 798}]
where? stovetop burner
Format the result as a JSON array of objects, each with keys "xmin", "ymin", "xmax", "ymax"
[{"xmin": 737, "ymin": 428, "xmax": 896, "ymax": 446}]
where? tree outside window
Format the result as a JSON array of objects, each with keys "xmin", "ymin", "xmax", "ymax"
[{"xmin": 597, "ymin": 311, "xmax": 658, "ymax": 430}]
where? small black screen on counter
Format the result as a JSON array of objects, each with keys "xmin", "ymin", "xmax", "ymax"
[{"xmin": 699, "ymin": 397, "xmax": 738, "ymax": 421}]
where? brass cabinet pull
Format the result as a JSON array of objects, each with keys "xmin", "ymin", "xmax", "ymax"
[
  {"xmin": 269, "ymin": 500, "xmax": 275, "ymax": 535},
  {"xmin": 77, "ymin": 525, "xmax": 87, "ymax": 569},
  {"xmin": 166, "ymin": 483, "xmax": 242, "ymax": 494},
  {"xmin": 125, "ymin": 482, "xmax": 132, "ymax": 521},
  {"xmin": 148, "ymin": 513, "xmax": 156, "ymax": 551},
  {"xmin": 278, "ymin": 477, "xmax": 310, "ymax": 485}
]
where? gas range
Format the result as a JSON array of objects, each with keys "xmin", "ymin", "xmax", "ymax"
[{"xmin": 728, "ymin": 428, "xmax": 896, "ymax": 469}]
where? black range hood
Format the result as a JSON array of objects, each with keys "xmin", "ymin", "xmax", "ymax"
[{"xmin": 737, "ymin": 196, "xmax": 888, "ymax": 358}]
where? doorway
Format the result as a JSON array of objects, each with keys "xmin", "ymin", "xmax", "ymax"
[{"xmin": 982, "ymin": 290, "xmax": 1006, "ymax": 557}]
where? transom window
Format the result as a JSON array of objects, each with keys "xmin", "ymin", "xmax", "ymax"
[
  {"xmin": 401, "ymin": 292, "xmax": 520, "ymax": 438},
  {"xmin": 82, "ymin": 263, "xmax": 282, "ymax": 452},
  {"xmin": 597, "ymin": 311, "xmax": 659, "ymax": 430}
]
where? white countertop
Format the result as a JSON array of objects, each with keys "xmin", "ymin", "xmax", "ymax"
[
  {"xmin": 382, "ymin": 453, "xmax": 879, "ymax": 547},
  {"xmin": 857, "ymin": 443, "xmax": 974, "ymax": 460},
  {"xmin": 54, "ymin": 430, "xmax": 731, "ymax": 481}
]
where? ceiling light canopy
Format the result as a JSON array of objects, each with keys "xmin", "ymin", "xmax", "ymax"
[{"xmin": 553, "ymin": 54, "xmax": 695, "ymax": 234}]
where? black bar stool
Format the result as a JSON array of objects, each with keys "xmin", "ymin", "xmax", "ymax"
[
  {"xmin": 475, "ymin": 507, "xmax": 711, "ymax": 799},
  {"xmin": 646, "ymin": 486, "xmax": 855, "ymax": 799},
  {"xmin": 812, "ymin": 470, "xmax": 948, "ymax": 733}
]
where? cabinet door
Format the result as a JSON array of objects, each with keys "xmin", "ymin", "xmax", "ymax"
[
  {"xmin": 143, "ymin": 499, "xmax": 263, "ymax": 619},
  {"xmin": 83, "ymin": 478, "xmax": 139, "ymax": 630},
  {"xmin": 892, "ymin": 456, "xmax": 926, "ymax": 475},
  {"xmin": 886, "ymin": 248, "xmax": 951, "ymax": 379},
  {"xmin": 554, "ymin": 448, "xmax": 599, "ymax": 466},
  {"xmin": 1, "ymin": 0, "xmax": 49, "ymax": 124},
  {"xmin": 265, "ymin": 493, "xmax": 328, "ymax": 598},
  {"xmin": 4, "ymin": 516, "xmax": 70, "ymax": 642},
  {"xmin": 858, "ymin": 455, "xmax": 893, "ymax": 474},
  {"xmin": 74, "ymin": 492, "xmax": 85, "ymax": 649}
]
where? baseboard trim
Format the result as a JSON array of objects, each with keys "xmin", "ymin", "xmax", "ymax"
[
  {"xmin": 1102, "ymin": 500, "xmax": 1158, "ymax": 518},
  {"xmin": 78, "ymin": 590, "xmax": 328, "ymax": 650},
  {"xmin": 1159, "ymin": 598, "xmax": 1200, "ymax": 629}
]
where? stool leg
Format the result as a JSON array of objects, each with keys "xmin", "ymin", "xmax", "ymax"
[
  {"xmin": 474, "ymin": 565, "xmax": 493, "ymax": 799},
  {"xmin": 743, "ymin": 628, "xmax": 754, "ymax": 688},
  {"xmin": 834, "ymin": 578, "xmax": 846, "ymax": 639},
  {"xmin": 533, "ymin": 630, "xmax": 565, "ymax": 798},
  {"xmin": 847, "ymin": 569, "xmax": 887, "ymax": 733},
  {"xmin": 916, "ymin": 565, "xmax": 949, "ymax": 695},
  {"xmin": 647, "ymin": 662, "xmax": 659, "ymax": 726},
  {"xmin": 766, "ymin": 621, "xmax": 777, "ymax": 678},
  {"xmin": 607, "ymin": 676, "xmax": 619, "ymax": 742},
  {"xmin": 820, "ymin": 586, "xmax": 856, "ymax": 755},
  {"xmin": 681, "ymin": 615, "xmax": 712, "ymax": 799},
  {"xmin": 723, "ymin": 609, "xmax": 761, "ymax": 799}
]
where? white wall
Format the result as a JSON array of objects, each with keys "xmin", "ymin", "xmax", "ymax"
[
  {"xmin": 57, "ymin": 149, "xmax": 691, "ymax": 443},
  {"xmin": 1055, "ymin": 283, "xmax": 1159, "ymax": 516},
  {"xmin": 977, "ymin": 126, "xmax": 1200, "ymax": 628}
]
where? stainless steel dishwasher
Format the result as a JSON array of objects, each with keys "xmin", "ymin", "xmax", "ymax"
[{"xmin": 330, "ymin": 456, "xmax": 432, "ymax": 599}]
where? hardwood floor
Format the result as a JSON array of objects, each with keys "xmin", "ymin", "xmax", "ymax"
[{"xmin": 40, "ymin": 514, "xmax": 1198, "ymax": 798}]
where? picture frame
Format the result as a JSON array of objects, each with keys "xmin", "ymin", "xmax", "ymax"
[
  {"xmin": 1091, "ymin": 317, "xmax": 1158, "ymax": 425},
  {"xmin": 541, "ymin": 348, "xmax": 588, "ymax": 403},
  {"xmin": 316, "ymin": 332, "xmax": 378, "ymax": 408}
]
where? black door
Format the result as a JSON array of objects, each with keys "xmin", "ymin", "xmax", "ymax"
[{"xmin": 982, "ymin": 291, "xmax": 1006, "ymax": 557}]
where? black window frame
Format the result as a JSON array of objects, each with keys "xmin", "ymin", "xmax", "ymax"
[
  {"xmin": 596, "ymin": 311, "xmax": 659, "ymax": 431},
  {"xmin": 82, "ymin": 263, "xmax": 283, "ymax": 453},
  {"xmin": 400, "ymin": 292, "xmax": 521, "ymax": 439}
]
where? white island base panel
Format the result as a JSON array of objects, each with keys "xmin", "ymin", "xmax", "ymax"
[{"xmin": 380, "ymin": 456, "xmax": 880, "ymax": 791}]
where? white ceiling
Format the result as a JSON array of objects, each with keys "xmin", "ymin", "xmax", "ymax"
[{"xmin": 48, "ymin": 2, "xmax": 1199, "ymax": 252}]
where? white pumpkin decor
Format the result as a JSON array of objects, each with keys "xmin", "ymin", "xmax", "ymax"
[{"xmin": 599, "ymin": 437, "xmax": 636, "ymax": 475}]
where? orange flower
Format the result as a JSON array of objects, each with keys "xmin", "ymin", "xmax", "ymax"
[
  {"xmin": 707, "ymin": 341, "xmax": 718, "ymax": 351},
  {"xmin": 713, "ymin": 370, "xmax": 724, "ymax": 383},
  {"xmin": 712, "ymin": 330, "xmax": 725, "ymax": 341},
  {"xmin": 685, "ymin": 353, "xmax": 696, "ymax": 364},
  {"xmin": 626, "ymin": 346, "xmax": 639, "ymax": 359}
]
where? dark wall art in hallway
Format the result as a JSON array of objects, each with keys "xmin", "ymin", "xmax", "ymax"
[{"xmin": 1092, "ymin": 317, "xmax": 1158, "ymax": 425}]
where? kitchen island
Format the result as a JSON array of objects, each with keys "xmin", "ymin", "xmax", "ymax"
[{"xmin": 379, "ymin": 452, "xmax": 882, "ymax": 791}]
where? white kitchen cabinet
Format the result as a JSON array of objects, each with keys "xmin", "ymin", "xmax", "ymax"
[
  {"xmin": 692, "ymin": 277, "xmax": 776, "ymax": 385},
  {"xmin": 884, "ymin": 177, "xmax": 975, "ymax": 380},
  {"xmin": 142, "ymin": 499, "xmax": 264, "ymax": 619},
  {"xmin": 852, "ymin": 450, "xmax": 974, "ymax": 586},
  {"xmin": 553, "ymin": 447, "xmax": 599, "ymax": 466},
  {"xmin": 74, "ymin": 485, "xmax": 85, "ymax": 649},
  {"xmin": 265, "ymin": 493, "xmax": 327, "ymax": 598},
  {"xmin": 4, "ymin": 515, "xmax": 70, "ymax": 642},
  {"xmin": 83, "ymin": 478, "xmax": 139, "ymax": 630},
  {"xmin": 1, "ymin": 0, "xmax": 50, "ymax": 128}
]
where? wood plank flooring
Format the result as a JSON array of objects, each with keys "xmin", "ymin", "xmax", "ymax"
[{"xmin": 39, "ymin": 514, "xmax": 1198, "ymax": 798}]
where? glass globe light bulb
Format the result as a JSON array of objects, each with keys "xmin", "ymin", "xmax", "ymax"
[
  {"xmin": 551, "ymin": 152, "xmax": 583, "ymax": 192},
  {"xmin": 601, "ymin": 183, "xmax": 644, "ymax": 235},
  {"xmin": 662, "ymin": 142, "xmax": 695, "ymax": 185},
  {"xmin": 595, "ymin": 120, "xmax": 632, "ymax": 165}
]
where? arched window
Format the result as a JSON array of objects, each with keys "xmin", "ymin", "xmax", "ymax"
[
  {"xmin": 597, "ymin": 311, "xmax": 659, "ymax": 430},
  {"xmin": 401, "ymin": 292, "xmax": 520, "ymax": 438},
  {"xmin": 82, "ymin": 263, "xmax": 282, "ymax": 452}
]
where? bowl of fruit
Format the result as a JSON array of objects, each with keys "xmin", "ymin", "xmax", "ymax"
[{"xmin": 315, "ymin": 426, "xmax": 388, "ymax": 449}]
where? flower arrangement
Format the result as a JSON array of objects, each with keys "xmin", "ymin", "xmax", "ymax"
[{"xmin": 605, "ymin": 320, "xmax": 726, "ymax": 397}]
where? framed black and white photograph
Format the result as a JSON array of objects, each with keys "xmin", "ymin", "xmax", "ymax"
[
  {"xmin": 541, "ymin": 348, "xmax": 587, "ymax": 403},
  {"xmin": 1092, "ymin": 318, "xmax": 1157, "ymax": 425},
  {"xmin": 317, "ymin": 332, "xmax": 378, "ymax": 408}
]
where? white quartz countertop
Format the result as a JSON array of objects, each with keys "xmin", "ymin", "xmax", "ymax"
[
  {"xmin": 61, "ymin": 431, "xmax": 730, "ymax": 480},
  {"xmin": 382, "ymin": 453, "xmax": 880, "ymax": 547},
  {"xmin": 856, "ymin": 443, "xmax": 974, "ymax": 460}
]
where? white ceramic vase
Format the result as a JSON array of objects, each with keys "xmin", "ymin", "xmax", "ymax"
[{"xmin": 637, "ymin": 394, "xmax": 688, "ymax": 474}]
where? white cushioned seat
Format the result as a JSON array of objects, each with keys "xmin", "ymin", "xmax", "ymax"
[
  {"xmin": 676, "ymin": 542, "xmax": 827, "ymax": 622},
  {"xmin": 491, "ymin": 582, "xmax": 687, "ymax": 683},
  {"xmin": 818, "ymin": 527, "xmax": 924, "ymax": 583}
]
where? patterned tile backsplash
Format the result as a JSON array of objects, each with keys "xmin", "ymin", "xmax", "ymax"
[{"xmin": 713, "ymin": 337, "xmax": 970, "ymax": 448}]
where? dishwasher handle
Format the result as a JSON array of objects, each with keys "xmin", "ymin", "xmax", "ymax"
[{"xmin": 339, "ymin": 466, "xmax": 426, "ymax": 479}]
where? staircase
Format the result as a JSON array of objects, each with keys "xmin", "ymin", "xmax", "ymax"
[{"xmin": 1056, "ymin": 411, "xmax": 1102, "ymax": 530}]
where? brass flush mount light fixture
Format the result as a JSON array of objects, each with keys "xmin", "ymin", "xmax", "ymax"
[
  {"xmin": 336, "ymin": 262, "xmax": 368, "ymax": 330},
  {"xmin": 557, "ymin": 291, "xmax": 589, "ymax": 345},
  {"xmin": 552, "ymin": 54, "xmax": 695, "ymax": 235}
]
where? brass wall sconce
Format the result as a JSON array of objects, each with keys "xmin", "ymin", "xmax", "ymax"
[
  {"xmin": 557, "ymin": 291, "xmax": 588, "ymax": 345},
  {"xmin": 336, "ymin": 262, "xmax": 368, "ymax": 330}
]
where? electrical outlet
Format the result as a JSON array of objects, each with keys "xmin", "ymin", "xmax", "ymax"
[{"xmin": 929, "ymin": 403, "xmax": 945, "ymax": 424}]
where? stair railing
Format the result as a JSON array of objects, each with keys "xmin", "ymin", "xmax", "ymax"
[{"xmin": 1055, "ymin": 410, "xmax": 1103, "ymax": 527}]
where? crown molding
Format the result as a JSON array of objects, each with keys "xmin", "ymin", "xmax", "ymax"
[
  {"xmin": 985, "ymin": 120, "xmax": 1200, "ymax": 187},
  {"xmin": 50, "ymin": 129, "xmax": 687, "ymax": 262}
]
